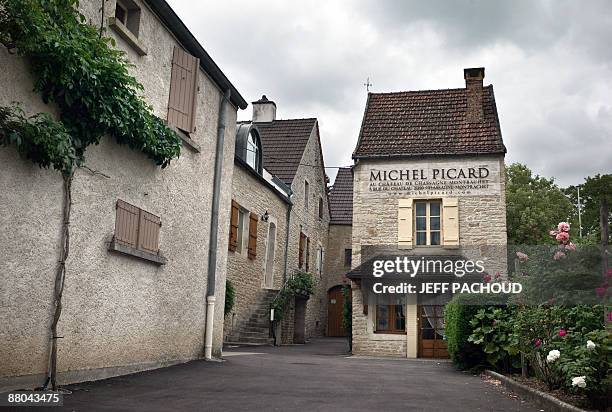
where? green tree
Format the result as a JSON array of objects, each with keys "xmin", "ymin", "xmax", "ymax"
[
  {"xmin": 506, "ymin": 163, "xmax": 574, "ymax": 245},
  {"xmin": 564, "ymin": 174, "xmax": 612, "ymax": 243}
]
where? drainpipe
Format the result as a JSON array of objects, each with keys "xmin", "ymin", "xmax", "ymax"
[{"xmin": 204, "ymin": 88, "xmax": 230, "ymax": 360}]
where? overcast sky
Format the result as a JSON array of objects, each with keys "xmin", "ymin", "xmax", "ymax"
[{"xmin": 168, "ymin": 0, "xmax": 611, "ymax": 187}]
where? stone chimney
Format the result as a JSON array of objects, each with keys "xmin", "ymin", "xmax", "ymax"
[
  {"xmin": 252, "ymin": 95, "xmax": 276, "ymax": 123},
  {"xmin": 464, "ymin": 67, "xmax": 485, "ymax": 122}
]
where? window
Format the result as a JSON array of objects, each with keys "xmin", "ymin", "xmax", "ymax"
[
  {"xmin": 236, "ymin": 208, "xmax": 249, "ymax": 253},
  {"xmin": 299, "ymin": 231, "xmax": 310, "ymax": 270},
  {"xmin": 114, "ymin": 0, "xmax": 141, "ymax": 37},
  {"xmin": 263, "ymin": 222, "xmax": 276, "ymax": 288},
  {"xmin": 229, "ymin": 200, "xmax": 257, "ymax": 258},
  {"xmin": 376, "ymin": 304, "xmax": 406, "ymax": 333},
  {"xmin": 316, "ymin": 245, "xmax": 324, "ymax": 275},
  {"xmin": 167, "ymin": 47, "xmax": 200, "ymax": 134},
  {"xmin": 415, "ymin": 200, "xmax": 442, "ymax": 246},
  {"xmin": 305, "ymin": 237, "xmax": 310, "ymax": 272},
  {"xmin": 304, "ymin": 180, "xmax": 310, "ymax": 210},
  {"xmin": 246, "ymin": 131, "xmax": 260, "ymax": 171},
  {"xmin": 318, "ymin": 197, "xmax": 324, "ymax": 219},
  {"xmin": 344, "ymin": 249, "xmax": 352, "ymax": 267},
  {"xmin": 111, "ymin": 199, "xmax": 165, "ymax": 264}
]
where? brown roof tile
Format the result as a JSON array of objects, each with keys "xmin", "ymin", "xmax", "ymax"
[
  {"xmin": 329, "ymin": 167, "xmax": 353, "ymax": 225},
  {"xmin": 353, "ymin": 86, "xmax": 506, "ymax": 158},
  {"xmin": 254, "ymin": 118, "xmax": 316, "ymax": 185}
]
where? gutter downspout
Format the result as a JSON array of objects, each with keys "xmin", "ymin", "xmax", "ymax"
[{"xmin": 204, "ymin": 88, "xmax": 230, "ymax": 360}]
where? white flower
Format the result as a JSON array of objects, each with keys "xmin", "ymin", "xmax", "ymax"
[
  {"xmin": 571, "ymin": 376, "xmax": 587, "ymax": 388},
  {"xmin": 586, "ymin": 340, "xmax": 596, "ymax": 350},
  {"xmin": 546, "ymin": 349, "xmax": 560, "ymax": 363}
]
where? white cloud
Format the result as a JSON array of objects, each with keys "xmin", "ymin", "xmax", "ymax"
[{"xmin": 167, "ymin": 0, "xmax": 612, "ymax": 186}]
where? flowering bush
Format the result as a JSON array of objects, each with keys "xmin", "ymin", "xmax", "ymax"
[{"xmin": 468, "ymin": 306, "xmax": 520, "ymax": 371}]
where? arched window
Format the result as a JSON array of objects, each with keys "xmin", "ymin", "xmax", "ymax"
[{"xmin": 246, "ymin": 131, "xmax": 259, "ymax": 170}]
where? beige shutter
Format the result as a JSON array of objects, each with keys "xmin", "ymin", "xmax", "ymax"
[
  {"xmin": 248, "ymin": 212, "xmax": 258, "ymax": 260},
  {"xmin": 228, "ymin": 200, "xmax": 239, "ymax": 252},
  {"xmin": 167, "ymin": 46, "xmax": 200, "ymax": 133},
  {"xmin": 398, "ymin": 198, "xmax": 413, "ymax": 249},
  {"xmin": 138, "ymin": 210, "xmax": 162, "ymax": 254},
  {"xmin": 442, "ymin": 198, "xmax": 459, "ymax": 247},
  {"xmin": 115, "ymin": 199, "xmax": 140, "ymax": 248}
]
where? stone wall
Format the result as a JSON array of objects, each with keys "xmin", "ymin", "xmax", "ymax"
[
  {"xmin": 285, "ymin": 124, "xmax": 330, "ymax": 339},
  {"xmin": 224, "ymin": 162, "xmax": 289, "ymax": 339},
  {"xmin": 0, "ymin": 0, "xmax": 237, "ymax": 390},
  {"xmin": 350, "ymin": 156, "xmax": 507, "ymax": 356}
]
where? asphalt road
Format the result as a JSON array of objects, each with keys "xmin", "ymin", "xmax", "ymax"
[{"xmin": 15, "ymin": 338, "xmax": 539, "ymax": 411}]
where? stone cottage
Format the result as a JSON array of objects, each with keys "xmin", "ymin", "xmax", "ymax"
[
  {"xmin": 0, "ymin": 0, "xmax": 246, "ymax": 391},
  {"xmin": 224, "ymin": 96, "xmax": 331, "ymax": 344},
  {"xmin": 346, "ymin": 68, "xmax": 508, "ymax": 358}
]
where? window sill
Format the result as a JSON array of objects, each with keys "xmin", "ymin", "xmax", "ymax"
[
  {"xmin": 108, "ymin": 238, "xmax": 167, "ymax": 265},
  {"xmin": 170, "ymin": 126, "xmax": 201, "ymax": 153},
  {"xmin": 108, "ymin": 17, "xmax": 148, "ymax": 56},
  {"xmin": 374, "ymin": 331, "xmax": 407, "ymax": 335}
]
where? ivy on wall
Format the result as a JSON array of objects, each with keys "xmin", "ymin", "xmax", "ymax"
[{"xmin": 0, "ymin": 0, "xmax": 181, "ymax": 174}]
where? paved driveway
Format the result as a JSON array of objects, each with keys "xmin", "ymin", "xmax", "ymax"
[{"xmin": 30, "ymin": 338, "xmax": 537, "ymax": 411}]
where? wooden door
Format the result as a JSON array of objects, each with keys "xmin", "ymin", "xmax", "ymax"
[
  {"xmin": 293, "ymin": 297, "xmax": 307, "ymax": 344},
  {"xmin": 327, "ymin": 286, "xmax": 347, "ymax": 337},
  {"xmin": 418, "ymin": 305, "xmax": 449, "ymax": 358}
]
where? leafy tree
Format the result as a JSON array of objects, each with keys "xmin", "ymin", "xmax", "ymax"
[
  {"xmin": 506, "ymin": 163, "xmax": 574, "ymax": 245},
  {"xmin": 564, "ymin": 174, "xmax": 612, "ymax": 243}
]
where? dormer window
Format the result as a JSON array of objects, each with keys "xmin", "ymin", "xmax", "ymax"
[
  {"xmin": 235, "ymin": 124, "xmax": 263, "ymax": 174},
  {"xmin": 246, "ymin": 131, "xmax": 259, "ymax": 171}
]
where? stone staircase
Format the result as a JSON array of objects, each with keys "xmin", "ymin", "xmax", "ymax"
[{"xmin": 226, "ymin": 289, "xmax": 277, "ymax": 345}]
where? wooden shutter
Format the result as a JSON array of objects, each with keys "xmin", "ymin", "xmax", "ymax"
[
  {"xmin": 168, "ymin": 46, "xmax": 200, "ymax": 133},
  {"xmin": 115, "ymin": 199, "xmax": 140, "ymax": 248},
  {"xmin": 115, "ymin": 199, "xmax": 161, "ymax": 254},
  {"xmin": 247, "ymin": 212, "xmax": 258, "ymax": 259},
  {"xmin": 398, "ymin": 198, "xmax": 413, "ymax": 249},
  {"xmin": 305, "ymin": 237, "xmax": 310, "ymax": 271},
  {"xmin": 299, "ymin": 232, "xmax": 305, "ymax": 268},
  {"xmin": 229, "ymin": 200, "xmax": 239, "ymax": 252},
  {"xmin": 442, "ymin": 198, "xmax": 459, "ymax": 247},
  {"xmin": 138, "ymin": 210, "xmax": 161, "ymax": 254}
]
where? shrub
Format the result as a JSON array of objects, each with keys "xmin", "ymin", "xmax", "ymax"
[
  {"xmin": 224, "ymin": 280, "xmax": 235, "ymax": 316},
  {"xmin": 271, "ymin": 272, "xmax": 315, "ymax": 320}
]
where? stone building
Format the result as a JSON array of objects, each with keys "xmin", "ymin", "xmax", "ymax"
[
  {"xmin": 322, "ymin": 167, "xmax": 354, "ymax": 337},
  {"xmin": 224, "ymin": 96, "xmax": 331, "ymax": 344},
  {"xmin": 346, "ymin": 68, "xmax": 507, "ymax": 358},
  {"xmin": 0, "ymin": 0, "xmax": 246, "ymax": 391}
]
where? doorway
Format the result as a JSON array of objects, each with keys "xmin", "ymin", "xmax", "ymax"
[
  {"xmin": 327, "ymin": 285, "xmax": 348, "ymax": 337},
  {"xmin": 293, "ymin": 297, "xmax": 307, "ymax": 344},
  {"xmin": 418, "ymin": 305, "xmax": 449, "ymax": 358}
]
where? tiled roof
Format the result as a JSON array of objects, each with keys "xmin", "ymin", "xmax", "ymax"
[
  {"xmin": 329, "ymin": 167, "xmax": 353, "ymax": 225},
  {"xmin": 254, "ymin": 118, "xmax": 316, "ymax": 185},
  {"xmin": 353, "ymin": 86, "xmax": 506, "ymax": 158}
]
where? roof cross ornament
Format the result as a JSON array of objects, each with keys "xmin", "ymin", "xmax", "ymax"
[{"xmin": 363, "ymin": 77, "xmax": 372, "ymax": 92}]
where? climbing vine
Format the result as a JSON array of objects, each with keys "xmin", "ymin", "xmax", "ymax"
[
  {"xmin": 0, "ymin": 0, "xmax": 181, "ymax": 173},
  {"xmin": 271, "ymin": 272, "xmax": 316, "ymax": 320},
  {"xmin": 0, "ymin": 0, "xmax": 182, "ymax": 390}
]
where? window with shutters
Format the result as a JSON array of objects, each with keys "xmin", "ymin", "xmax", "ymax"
[
  {"xmin": 235, "ymin": 207, "xmax": 249, "ymax": 254},
  {"xmin": 167, "ymin": 46, "xmax": 200, "ymax": 134},
  {"xmin": 299, "ymin": 231, "xmax": 306, "ymax": 269},
  {"xmin": 414, "ymin": 200, "xmax": 442, "ymax": 246},
  {"xmin": 305, "ymin": 237, "xmax": 311, "ymax": 272},
  {"xmin": 111, "ymin": 199, "xmax": 165, "ymax": 264}
]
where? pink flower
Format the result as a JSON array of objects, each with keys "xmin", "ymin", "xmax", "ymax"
[
  {"xmin": 483, "ymin": 274, "xmax": 492, "ymax": 283},
  {"xmin": 549, "ymin": 230, "xmax": 558, "ymax": 237},
  {"xmin": 535, "ymin": 339, "xmax": 542, "ymax": 347},
  {"xmin": 492, "ymin": 319, "xmax": 498, "ymax": 326},
  {"xmin": 565, "ymin": 242, "xmax": 576, "ymax": 251},
  {"xmin": 606, "ymin": 268, "xmax": 612, "ymax": 279},
  {"xmin": 553, "ymin": 251, "xmax": 566, "ymax": 260},
  {"xmin": 556, "ymin": 232, "xmax": 570, "ymax": 243},
  {"xmin": 596, "ymin": 283, "xmax": 609, "ymax": 298},
  {"xmin": 516, "ymin": 252, "xmax": 529, "ymax": 262},
  {"xmin": 557, "ymin": 222, "xmax": 570, "ymax": 232},
  {"xmin": 558, "ymin": 329, "xmax": 567, "ymax": 337}
]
